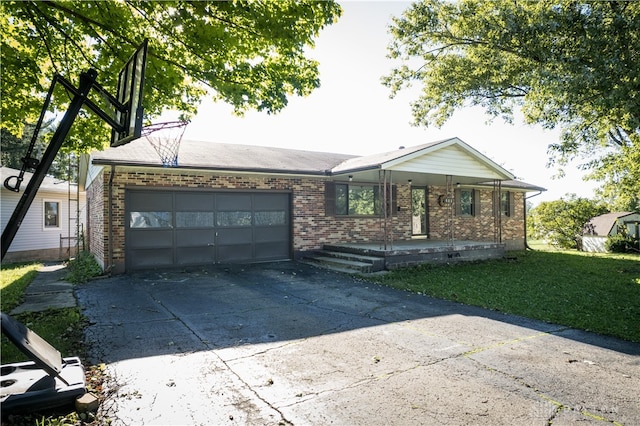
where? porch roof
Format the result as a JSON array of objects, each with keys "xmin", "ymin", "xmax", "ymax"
[{"xmin": 332, "ymin": 137, "xmax": 514, "ymax": 181}]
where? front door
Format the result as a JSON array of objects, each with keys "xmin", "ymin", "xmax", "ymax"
[{"xmin": 411, "ymin": 187, "xmax": 428, "ymax": 236}]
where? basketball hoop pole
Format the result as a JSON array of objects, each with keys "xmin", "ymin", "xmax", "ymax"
[
  {"xmin": 1, "ymin": 70, "xmax": 99, "ymax": 259},
  {"xmin": 2, "ymin": 39, "xmax": 149, "ymax": 260}
]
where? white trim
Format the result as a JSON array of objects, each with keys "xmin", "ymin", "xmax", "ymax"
[{"xmin": 43, "ymin": 199, "xmax": 61, "ymax": 230}]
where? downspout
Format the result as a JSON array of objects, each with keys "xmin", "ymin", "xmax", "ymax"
[
  {"xmin": 107, "ymin": 165, "xmax": 115, "ymax": 273},
  {"xmin": 524, "ymin": 190, "xmax": 543, "ymax": 250}
]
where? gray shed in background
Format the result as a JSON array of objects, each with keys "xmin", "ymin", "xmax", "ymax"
[{"xmin": 582, "ymin": 212, "xmax": 640, "ymax": 252}]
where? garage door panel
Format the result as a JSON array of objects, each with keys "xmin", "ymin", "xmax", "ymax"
[
  {"xmin": 175, "ymin": 193, "xmax": 214, "ymax": 211},
  {"xmin": 255, "ymin": 242, "xmax": 289, "ymax": 260},
  {"xmin": 128, "ymin": 230, "xmax": 173, "ymax": 248},
  {"xmin": 254, "ymin": 193, "xmax": 289, "ymax": 209},
  {"xmin": 176, "ymin": 247, "xmax": 215, "ymax": 265},
  {"xmin": 217, "ymin": 244, "xmax": 253, "ymax": 262},
  {"xmin": 217, "ymin": 194, "xmax": 252, "ymax": 210},
  {"xmin": 129, "ymin": 248, "xmax": 173, "ymax": 267},
  {"xmin": 254, "ymin": 226, "xmax": 289, "ymax": 243},
  {"xmin": 129, "ymin": 192, "xmax": 172, "ymax": 210},
  {"xmin": 216, "ymin": 228, "xmax": 252, "ymax": 244},
  {"xmin": 176, "ymin": 229, "xmax": 215, "ymax": 246}
]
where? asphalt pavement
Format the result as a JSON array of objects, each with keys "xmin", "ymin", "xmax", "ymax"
[{"xmin": 75, "ymin": 262, "xmax": 640, "ymax": 425}]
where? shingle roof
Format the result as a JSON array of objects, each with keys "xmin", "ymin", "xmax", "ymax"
[
  {"xmin": 1, "ymin": 167, "xmax": 76, "ymax": 193},
  {"xmin": 92, "ymin": 138, "xmax": 355, "ymax": 175},
  {"xmin": 583, "ymin": 212, "xmax": 634, "ymax": 236},
  {"xmin": 331, "ymin": 140, "xmax": 444, "ymax": 173},
  {"xmin": 91, "ymin": 137, "xmax": 543, "ymax": 191}
]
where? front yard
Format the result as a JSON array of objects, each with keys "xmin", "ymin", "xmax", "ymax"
[{"xmin": 371, "ymin": 248, "xmax": 640, "ymax": 343}]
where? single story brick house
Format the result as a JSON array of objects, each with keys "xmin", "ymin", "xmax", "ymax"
[{"xmin": 81, "ymin": 137, "xmax": 545, "ymax": 273}]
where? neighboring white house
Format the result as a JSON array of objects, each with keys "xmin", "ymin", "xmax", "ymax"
[
  {"xmin": 1, "ymin": 167, "xmax": 87, "ymax": 262},
  {"xmin": 582, "ymin": 211, "xmax": 640, "ymax": 253}
]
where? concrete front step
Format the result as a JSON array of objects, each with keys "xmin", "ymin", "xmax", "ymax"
[
  {"xmin": 303, "ymin": 250, "xmax": 385, "ymax": 274},
  {"xmin": 315, "ymin": 250, "xmax": 385, "ymax": 268}
]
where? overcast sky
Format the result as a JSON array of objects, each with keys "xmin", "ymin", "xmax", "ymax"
[{"xmin": 161, "ymin": 1, "xmax": 599, "ymax": 204}]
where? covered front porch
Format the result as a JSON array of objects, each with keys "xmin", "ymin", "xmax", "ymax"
[{"xmin": 306, "ymin": 239, "xmax": 505, "ymax": 273}]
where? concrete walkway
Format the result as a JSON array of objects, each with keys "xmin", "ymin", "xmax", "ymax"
[{"xmin": 10, "ymin": 263, "xmax": 76, "ymax": 315}]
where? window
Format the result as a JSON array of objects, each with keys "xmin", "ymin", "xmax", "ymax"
[
  {"xmin": 455, "ymin": 189, "xmax": 477, "ymax": 217},
  {"xmin": 176, "ymin": 212, "xmax": 214, "ymax": 228},
  {"xmin": 460, "ymin": 189, "xmax": 474, "ymax": 216},
  {"xmin": 255, "ymin": 211, "xmax": 286, "ymax": 226},
  {"xmin": 500, "ymin": 191, "xmax": 514, "ymax": 217},
  {"xmin": 216, "ymin": 211, "xmax": 252, "ymax": 227},
  {"xmin": 326, "ymin": 182, "xmax": 396, "ymax": 217},
  {"xmin": 335, "ymin": 184, "xmax": 382, "ymax": 216},
  {"xmin": 44, "ymin": 201, "xmax": 59, "ymax": 228},
  {"xmin": 130, "ymin": 212, "xmax": 173, "ymax": 228},
  {"xmin": 501, "ymin": 192, "xmax": 511, "ymax": 217}
]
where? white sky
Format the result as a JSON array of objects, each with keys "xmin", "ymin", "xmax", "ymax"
[{"xmin": 162, "ymin": 1, "xmax": 599, "ymax": 205}]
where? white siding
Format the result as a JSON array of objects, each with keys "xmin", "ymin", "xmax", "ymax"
[
  {"xmin": 388, "ymin": 145, "xmax": 507, "ymax": 179},
  {"xmin": 1, "ymin": 188, "xmax": 87, "ymax": 253},
  {"xmin": 582, "ymin": 236, "xmax": 606, "ymax": 253}
]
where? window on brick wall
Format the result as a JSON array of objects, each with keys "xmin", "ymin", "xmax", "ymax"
[
  {"xmin": 454, "ymin": 189, "xmax": 479, "ymax": 217},
  {"xmin": 500, "ymin": 191, "xmax": 515, "ymax": 217},
  {"xmin": 326, "ymin": 182, "xmax": 396, "ymax": 217}
]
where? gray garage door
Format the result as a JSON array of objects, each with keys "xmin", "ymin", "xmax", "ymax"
[{"xmin": 126, "ymin": 190, "xmax": 291, "ymax": 271}]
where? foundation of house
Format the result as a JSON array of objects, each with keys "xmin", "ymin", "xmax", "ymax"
[{"xmin": 304, "ymin": 240, "xmax": 506, "ymax": 273}]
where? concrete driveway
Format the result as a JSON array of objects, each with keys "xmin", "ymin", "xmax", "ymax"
[{"xmin": 76, "ymin": 262, "xmax": 640, "ymax": 425}]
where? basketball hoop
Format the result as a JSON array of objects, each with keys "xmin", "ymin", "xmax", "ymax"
[{"xmin": 141, "ymin": 120, "xmax": 188, "ymax": 167}]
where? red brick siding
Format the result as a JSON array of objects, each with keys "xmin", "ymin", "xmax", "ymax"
[
  {"xmin": 428, "ymin": 186, "xmax": 525, "ymax": 249},
  {"xmin": 86, "ymin": 171, "xmax": 105, "ymax": 269}
]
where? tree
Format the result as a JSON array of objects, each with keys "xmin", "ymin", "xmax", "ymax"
[
  {"xmin": 1, "ymin": 1, "xmax": 341, "ymax": 152},
  {"xmin": 1, "ymin": 125, "xmax": 74, "ymax": 181},
  {"xmin": 384, "ymin": 1, "xmax": 640, "ymax": 205},
  {"xmin": 527, "ymin": 195, "xmax": 608, "ymax": 250}
]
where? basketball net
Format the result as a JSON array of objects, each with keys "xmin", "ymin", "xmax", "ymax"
[{"xmin": 141, "ymin": 120, "xmax": 188, "ymax": 167}]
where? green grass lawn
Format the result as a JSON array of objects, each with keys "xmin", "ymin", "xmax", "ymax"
[
  {"xmin": 371, "ymin": 249, "xmax": 640, "ymax": 343},
  {"xmin": 1, "ymin": 262, "xmax": 86, "ymax": 364}
]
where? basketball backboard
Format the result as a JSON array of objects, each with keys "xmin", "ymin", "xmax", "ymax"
[{"xmin": 110, "ymin": 39, "xmax": 148, "ymax": 147}]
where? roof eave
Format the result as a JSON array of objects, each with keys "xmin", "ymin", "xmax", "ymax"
[{"xmin": 91, "ymin": 160, "xmax": 331, "ymax": 177}]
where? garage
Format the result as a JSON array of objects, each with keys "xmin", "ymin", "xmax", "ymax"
[{"xmin": 125, "ymin": 189, "xmax": 291, "ymax": 271}]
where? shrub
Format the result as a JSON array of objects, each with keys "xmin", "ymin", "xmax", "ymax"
[
  {"xmin": 605, "ymin": 234, "xmax": 638, "ymax": 253},
  {"xmin": 65, "ymin": 251, "xmax": 102, "ymax": 283}
]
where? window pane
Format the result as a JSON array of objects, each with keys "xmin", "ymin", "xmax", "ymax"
[
  {"xmin": 176, "ymin": 212, "xmax": 214, "ymax": 228},
  {"xmin": 44, "ymin": 201, "xmax": 59, "ymax": 228},
  {"xmin": 460, "ymin": 190, "xmax": 473, "ymax": 216},
  {"xmin": 255, "ymin": 211, "xmax": 286, "ymax": 226},
  {"xmin": 349, "ymin": 186, "xmax": 377, "ymax": 216},
  {"xmin": 501, "ymin": 192, "xmax": 510, "ymax": 216},
  {"xmin": 336, "ymin": 184, "xmax": 348, "ymax": 215},
  {"xmin": 217, "ymin": 211, "xmax": 252, "ymax": 227},
  {"xmin": 130, "ymin": 212, "xmax": 173, "ymax": 228}
]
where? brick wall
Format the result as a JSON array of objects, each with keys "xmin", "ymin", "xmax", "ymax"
[
  {"xmin": 86, "ymin": 170, "xmax": 105, "ymax": 270},
  {"xmin": 86, "ymin": 167, "xmax": 525, "ymax": 272},
  {"xmin": 428, "ymin": 186, "xmax": 525, "ymax": 249}
]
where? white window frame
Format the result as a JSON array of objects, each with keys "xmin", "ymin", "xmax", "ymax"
[{"xmin": 43, "ymin": 200, "xmax": 61, "ymax": 230}]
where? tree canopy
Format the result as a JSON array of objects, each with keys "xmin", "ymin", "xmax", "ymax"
[
  {"xmin": 384, "ymin": 0, "xmax": 640, "ymax": 208},
  {"xmin": 527, "ymin": 195, "xmax": 608, "ymax": 250},
  {"xmin": 1, "ymin": 0, "xmax": 341, "ymax": 152}
]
